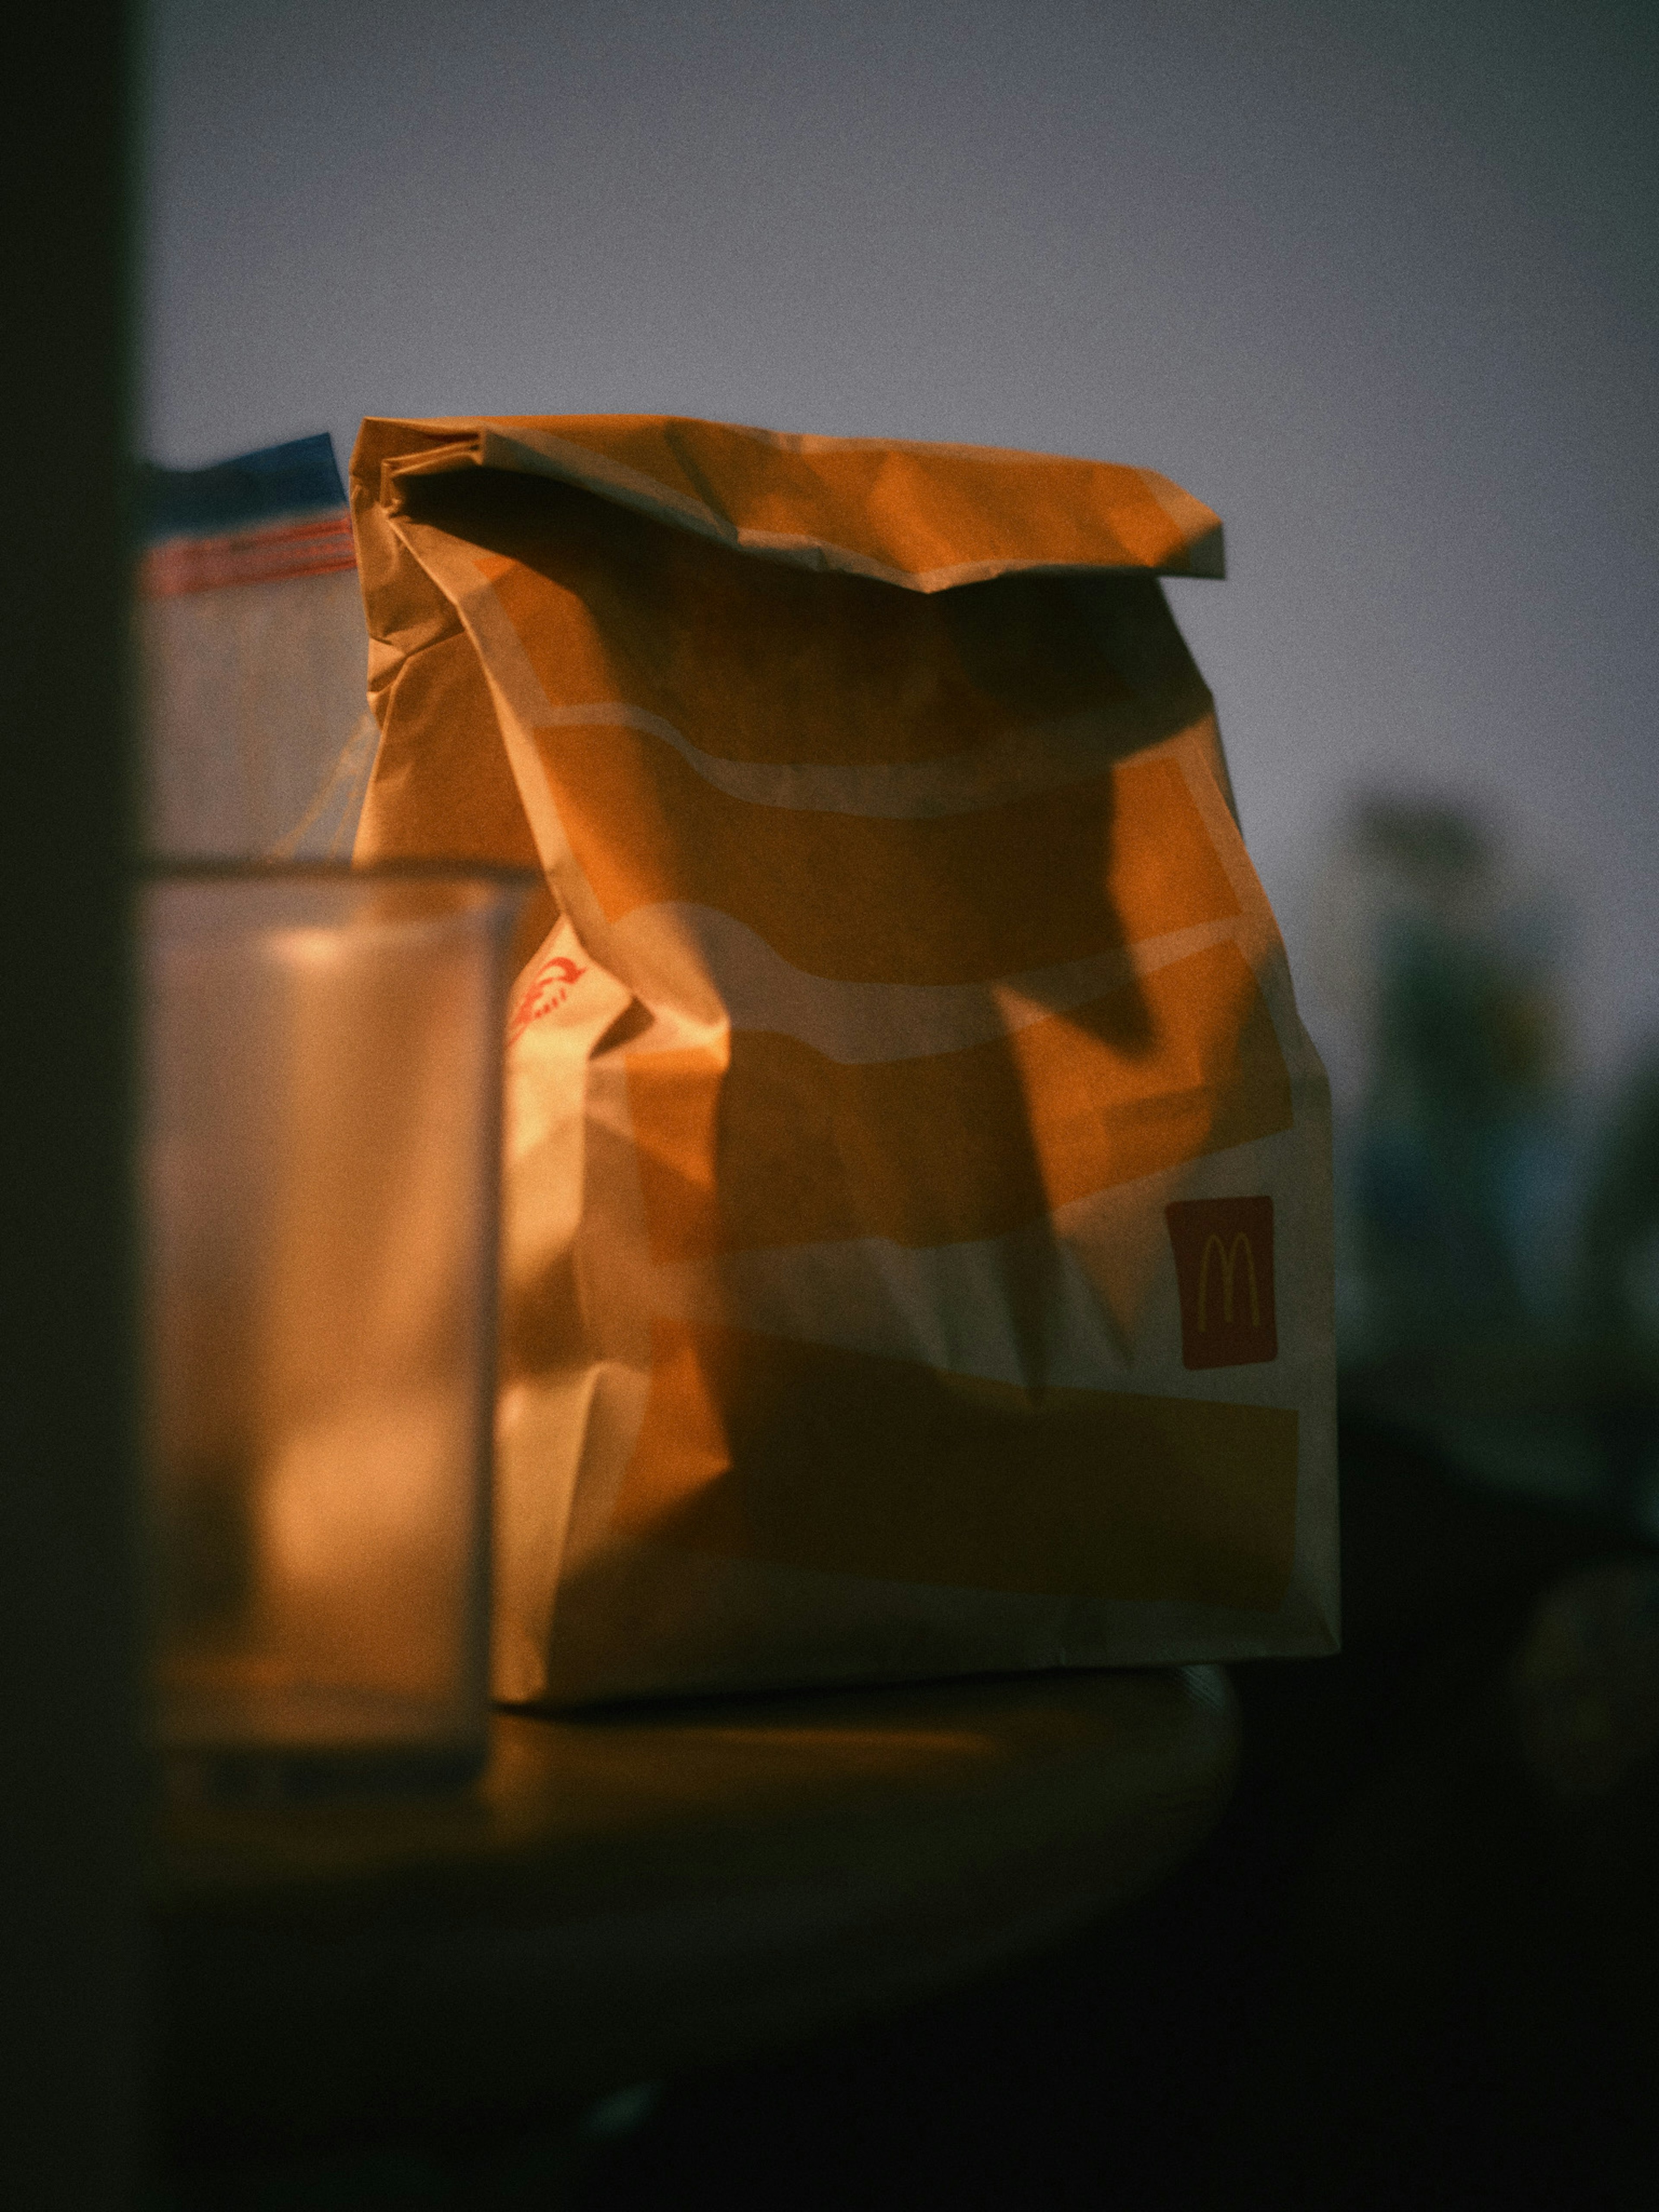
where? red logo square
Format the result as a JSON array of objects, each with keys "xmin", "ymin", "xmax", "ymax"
[{"xmin": 1165, "ymin": 1197, "xmax": 1278, "ymax": 1370}]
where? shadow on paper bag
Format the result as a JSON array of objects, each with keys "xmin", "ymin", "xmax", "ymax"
[{"xmin": 347, "ymin": 414, "xmax": 1337, "ymax": 1703}]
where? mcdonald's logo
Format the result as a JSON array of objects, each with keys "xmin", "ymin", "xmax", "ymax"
[
  {"xmin": 1199, "ymin": 1232, "xmax": 1259, "ymax": 1331},
  {"xmin": 1165, "ymin": 1196, "xmax": 1278, "ymax": 1370}
]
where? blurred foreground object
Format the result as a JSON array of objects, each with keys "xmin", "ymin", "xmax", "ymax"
[
  {"xmin": 141, "ymin": 865, "xmax": 527, "ymax": 1797},
  {"xmin": 137, "ymin": 434, "xmax": 376, "ymax": 859},
  {"xmin": 1, "ymin": 0, "xmax": 143, "ymax": 2195}
]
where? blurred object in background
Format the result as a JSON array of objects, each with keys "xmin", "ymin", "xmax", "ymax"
[
  {"xmin": 1314, "ymin": 789, "xmax": 1659, "ymax": 1533},
  {"xmin": 1573, "ymin": 1053, "xmax": 1659, "ymax": 1527},
  {"xmin": 1316, "ymin": 793, "xmax": 1571, "ymax": 1362},
  {"xmin": 137, "ymin": 433, "xmax": 375, "ymax": 860},
  {"xmin": 1511, "ymin": 1557, "xmax": 1659, "ymax": 1800},
  {"xmin": 1576, "ymin": 1053, "xmax": 1659, "ymax": 1348}
]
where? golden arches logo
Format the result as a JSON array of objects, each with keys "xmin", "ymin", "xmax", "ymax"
[
  {"xmin": 1196, "ymin": 1232, "xmax": 1260, "ymax": 1332},
  {"xmin": 1166, "ymin": 1196, "xmax": 1276, "ymax": 1370}
]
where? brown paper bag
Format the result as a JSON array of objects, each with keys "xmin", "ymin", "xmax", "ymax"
[{"xmin": 350, "ymin": 414, "xmax": 1337, "ymax": 1703}]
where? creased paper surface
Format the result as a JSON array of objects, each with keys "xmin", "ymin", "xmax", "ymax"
[{"xmin": 351, "ymin": 413, "xmax": 1336, "ymax": 1703}]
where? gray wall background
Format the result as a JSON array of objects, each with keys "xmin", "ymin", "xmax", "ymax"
[{"xmin": 141, "ymin": 0, "xmax": 1656, "ymax": 1084}]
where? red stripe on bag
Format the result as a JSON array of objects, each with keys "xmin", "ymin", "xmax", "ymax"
[{"xmin": 140, "ymin": 515, "xmax": 357, "ymax": 597}]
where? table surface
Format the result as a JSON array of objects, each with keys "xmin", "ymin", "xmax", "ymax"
[{"xmin": 154, "ymin": 1665, "xmax": 1239, "ymax": 2151}]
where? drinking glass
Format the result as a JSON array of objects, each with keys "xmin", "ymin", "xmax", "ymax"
[{"xmin": 141, "ymin": 864, "xmax": 529, "ymax": 1797}]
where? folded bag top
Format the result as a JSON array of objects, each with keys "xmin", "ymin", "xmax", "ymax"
[{"xmin": 351, "ymin": 414, "xmax": 1336, "ymax": 1707}]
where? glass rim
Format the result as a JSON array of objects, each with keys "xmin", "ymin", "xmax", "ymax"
[{"xmin": 140, "ymin": 857, "xmax": 540, "ymax": 894}]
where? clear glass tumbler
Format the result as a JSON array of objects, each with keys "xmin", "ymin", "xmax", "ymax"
[{"xmin": 140, "ymin": 864, "xmax": 529, "ymax": 1798}]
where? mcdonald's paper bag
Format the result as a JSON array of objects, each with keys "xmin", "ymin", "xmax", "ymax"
[{"xmin": 350, "ymin": 414, "xmax": 1338, "ymax": 1704}]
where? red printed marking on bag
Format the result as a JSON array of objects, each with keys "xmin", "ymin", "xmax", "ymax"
[{"xmin": 508, "ymin": 953, "xmax": 587, "ymax": 1042}]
